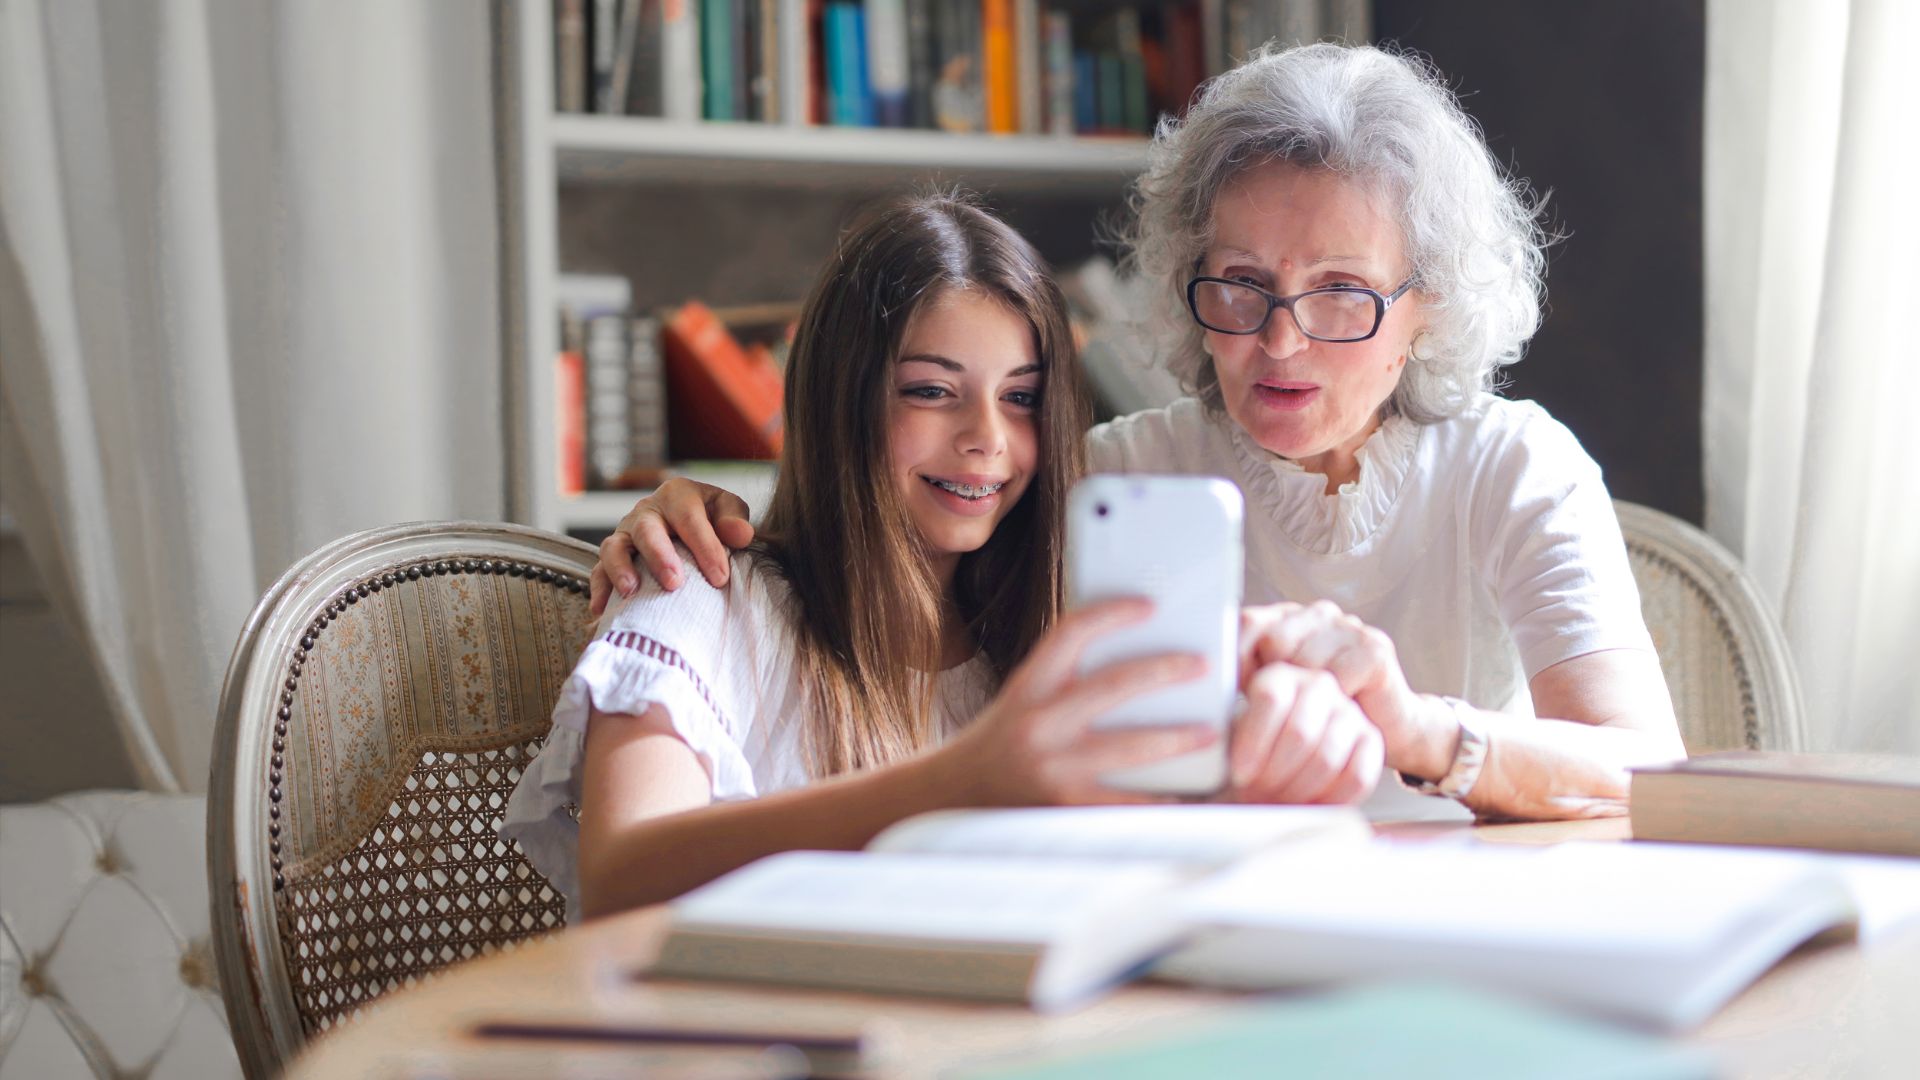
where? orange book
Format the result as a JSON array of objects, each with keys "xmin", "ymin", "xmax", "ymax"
[
  {"xmin": 555, "ymin": 350, "xmax": 586, "ymax": 494},
  {"xmin": 982, "ymin": 0, "xmax": 1017, "ymax": 133},
  {"xmin": 662, "ymin": 301, "xmax": 784, "ymax": 460}
]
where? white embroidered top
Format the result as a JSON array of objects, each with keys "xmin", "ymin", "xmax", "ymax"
[
  {"xmin": 1087, "ymin": 394, "xmax": 1655, "ymax": 719},
  {"xmin": 501, "ymin": 551, "xmax": 998, "ymax": 922}
]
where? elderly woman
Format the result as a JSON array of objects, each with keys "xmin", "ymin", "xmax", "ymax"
[{"xmin": 593, "ymin": 43, "xmax": 1685, "ymax": 820}]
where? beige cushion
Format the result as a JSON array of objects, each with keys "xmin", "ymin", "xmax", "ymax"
[{"xmin": 0, "ymin": 792, "xmax": 240, "ymax": 1080}]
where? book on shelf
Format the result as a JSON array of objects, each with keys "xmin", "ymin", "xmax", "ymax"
[
  {"xmin": 551, "ymin": 0, "xmax": 1315, "ymax": 134},
  {"xmin": 1630, "ymin": 751, "xmax": 1920, "ymax": 857},
  {"xmin": 661, "ymin": 300, "xmax": 785, "ymax": 461},
  {"xmin": 646, "ymin": 805, "xmax": 1370, "ymax": 1010}
]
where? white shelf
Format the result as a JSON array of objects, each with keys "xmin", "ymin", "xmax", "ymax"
[
  {"xmin": 555, "ymin": 462, "xmax": 780, "ymax": 532},
  {"xmin": 552, "ymin": 115, "xmax": 1150, "ymax": 193}
]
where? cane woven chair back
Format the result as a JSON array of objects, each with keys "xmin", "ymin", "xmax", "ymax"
[
  {"xmin": 1614, "ymin": 501, "xmax": 1805, "ymax": 753},
  {"xmin": 208, "ymin": 522, "xmax": 596, "ymax": 1078}
]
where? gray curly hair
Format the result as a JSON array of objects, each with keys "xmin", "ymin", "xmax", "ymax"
[{"xmin": 1122, "ymin": 42, "xmax": 1549, "ymax": 423}]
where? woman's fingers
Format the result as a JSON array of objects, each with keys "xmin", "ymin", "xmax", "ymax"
[
  {"xmin": 1303, "ymin": 719, "xmax": 1384, "ymax": 805},
  {"xmin": 1235, "ymin": 666, "xmax": 1354, "ymax": 803},
  {"xmin": 588, "ymin": 563, "xmax": 613, "ymax": 620},
  {"xmin": 664, "ymin": 494, "xmax": 738, "ymax": 589},
  {"xmin": 627, "ymin": 511, "xmax": 684, "ymax": 591}
]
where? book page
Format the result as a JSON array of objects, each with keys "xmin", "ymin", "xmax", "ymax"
[
  {"xmin": 1174, "ymin": 840, "xmax": 1839, "ymax": 954},
  {"xmin": 1673, "ymin": 752, "xmax": 1920, "ymax": 786},
  {"xmin": 865, "ymin": 805, "xmax": 1367, "ymax": 866},
  {"xmin": 672, "ymin": 851, "xmax": 1182, "ymax": 944}
]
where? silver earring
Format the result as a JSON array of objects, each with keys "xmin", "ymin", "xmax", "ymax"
[{"xmin": 1409, "ymin": 331, "xmax": 1434, "ymax": 363}]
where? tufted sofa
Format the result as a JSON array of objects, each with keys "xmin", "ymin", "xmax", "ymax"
[{"xmin": 0, "ymin": 792, "xmax": 241, "ymax": 1079}]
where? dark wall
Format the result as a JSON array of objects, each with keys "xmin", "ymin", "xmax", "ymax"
[{"xmin": 1373, "ymin": 1, "xmax": 1705, "ymax": 523}]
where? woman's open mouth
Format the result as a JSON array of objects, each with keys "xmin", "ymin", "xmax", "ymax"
[{"xmin": 1253, "ymin": 382, "xmax": 1320, "ymax": 411}]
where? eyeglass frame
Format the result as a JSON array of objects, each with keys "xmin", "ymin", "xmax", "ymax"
[{"xmin": 1184, "ymin": 275, "xmax": 1418, "ymax": 343}]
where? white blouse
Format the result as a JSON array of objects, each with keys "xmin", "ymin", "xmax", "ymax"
[
  {"xmin": 501, "ymin": 552, "xmax": 998, "ymax": 922},
  {"xmin": 1088, "ymin": 393, "xmax": 1655, "ymax": 719}
]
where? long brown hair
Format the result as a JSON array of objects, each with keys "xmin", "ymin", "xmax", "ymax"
[{"xmin": 754, "ymin": 192, "xmax": 1090, "ymax": 777}]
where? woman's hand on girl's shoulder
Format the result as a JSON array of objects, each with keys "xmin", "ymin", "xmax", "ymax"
[
  {"xmin": 590, "ymin": 478, "xmax": 758, "ymax": 616},
  {"xmin": 934, "ymin": 599, "xmax": 1222, "ymax": 807}
]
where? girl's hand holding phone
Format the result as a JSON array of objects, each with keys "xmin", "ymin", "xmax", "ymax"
[{"xmin": 934, "ymin": 599, "xmax": 1224, "ymax": 807}]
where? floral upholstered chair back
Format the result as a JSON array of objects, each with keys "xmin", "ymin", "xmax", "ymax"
[
  {"xmin": 208, "ymin": 523, "xmax": 596, "ymax": 1077},
  {"xmin": 1614, "ymin": 501, "xmax": 1805, "ymax": 753}
]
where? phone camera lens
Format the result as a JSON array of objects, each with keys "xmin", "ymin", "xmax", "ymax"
[{"xmin": 1095, "ymin": 503, "xmax": 1109, "ymax": 518}]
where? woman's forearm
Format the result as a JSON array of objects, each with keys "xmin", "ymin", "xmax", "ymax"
[
  {"xmin": 1450, "ymin": 710, "xmax": 1683, "ymax": 820},
  {"xmin": 577, "ymin": 748, "xmax": 976, "ymax": 919},
  {"xmin": 1399, "ymin": 649, "xmax": 1687, "ymax": 821}
]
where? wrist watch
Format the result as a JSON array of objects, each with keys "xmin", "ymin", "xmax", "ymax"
[{"xmin": 1403, "ymin": 695, "xmax": 1489, "ymax": 801}]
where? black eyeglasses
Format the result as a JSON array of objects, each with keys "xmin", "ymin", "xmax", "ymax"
[{"xmin": 1185, "ymin": 276, "xmax": 1416, "ymax": 342}]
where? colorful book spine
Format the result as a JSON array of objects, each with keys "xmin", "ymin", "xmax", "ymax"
[
  {"xmin": 932, "ymin": 0, "xmax": 983, "ymax": 132},
  {"xmin": 1044, "ymin": 10, "xmax": 1073, "ymax": 136},
  {"xmin": 778, "ymin": 0, "xmax": 813, "ymax": 124},
  {"xmin": 586, "ymin": 313, "xmax": 633, "ymax": 488},
  {"xmin": 905, "ymin": 0, "xmax": 936, "ymax": 128},
  {"xmin": 555, "ymin": 0, "xmax": 589, "ymax": 112},
  {"xmin": 660, "ymin": 0, "xmax": 702, "ymax": 121},
  {"xmin": 591, "ymin": 0, "xmax": 620, "ymax": 112},
  {"xmin": 662, "ymin": 302, "xmax": 785, "ymax": 461},
  {"xmin": 700, "ymin": 0, "xmax": 735, "ymax": 119},
  {"xmin": 981, "ymin": 0, "xmax": 1017, "ymax": 133},
  {"xmin": 627, "ymin": 316, "xmax": 669, "ymax": 471},
  {"xmin": 825, "ymin": 3, "xmax": 864, "ymax": 125},
  {"xmin": 1014, "ymin": 0, "xmax": 1042, "ymax": 133},
  {"xmin": 866, "ymin": 0, "xmax": 911, "ymax": 127},
  {"xmin": 1073, "ymin": 51, "xmax": 1096, "ymax": 133}
]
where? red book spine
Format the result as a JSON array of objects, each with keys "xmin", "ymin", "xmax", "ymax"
[{"xmin": 556, "ymin": 350, "xmax": 587, "ymax": 494}]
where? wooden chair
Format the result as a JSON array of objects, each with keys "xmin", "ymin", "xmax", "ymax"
[
  {"xmin": 1614, "ymin": 501, "xmax": 1804, "ymax": 753},
  {"xmin": 208, "ymin": 522, "xmax": 596, "ymax": 1077}
]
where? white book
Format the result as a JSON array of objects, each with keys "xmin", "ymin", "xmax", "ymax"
[
  {"xmin": 1014, "ymin": 0, "xmax": 1042, "ymax": 134},
  {"xmin": 660, "ymin": 0, "xmax": 701, "ymax": 122},
  {"xmin": 646, "ymin": 805, "xmax": 1369, "ymax": 1011},
  {"xmin": 777, "ymin": 0, "xmax": 811, "ymax": 125},
  {"xmin": 1157, "ymin": 840, "xmax": 1860, "ymax": 1031}
]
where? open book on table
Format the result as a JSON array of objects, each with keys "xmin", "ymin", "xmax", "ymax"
[
  {"xmin": 644, "ymin": 805, "xmax": 1369, "ymax": 1011},
  {"xmin": 1155, "ymin": 839, "xmax": 1861, "ymax": 1031},
  {"xmin": 644, "ymin": 806, "xmax": 1866, "ymax": 1028}
]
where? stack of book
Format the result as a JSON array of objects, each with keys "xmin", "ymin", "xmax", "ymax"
[
  {"xmin": 553, "ymin": 0, "xmax": 1371, "ymax": 135},
  {"xmin": 555, "ymin": 276, "xmax": 791, "ymax": 494}
]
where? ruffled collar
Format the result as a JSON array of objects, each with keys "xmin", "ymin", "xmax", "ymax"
[{"xmin": 1228, "ymin": 413, "xmax": 1422, "ymax": 555}]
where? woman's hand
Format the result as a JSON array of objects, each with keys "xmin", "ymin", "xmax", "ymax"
[
  {"xmin": 590, "ymin": 478, "xmax": 757, "ymax": 616},
  {"xmin": 1239, "ymin": 601, "xmax": 1449, "ymax": 780},
  {"xmin": 935, "ymin": 599, "xmax": 1224, "ymax": 807},
  {"xmin": 1223, "ymin": 662, "xmax": 1383, "ymax": 804}
]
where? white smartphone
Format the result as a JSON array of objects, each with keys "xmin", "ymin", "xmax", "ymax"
[{"xmin": 1066, "ymin": 475, "xmax": 1244, "ymax": 796}]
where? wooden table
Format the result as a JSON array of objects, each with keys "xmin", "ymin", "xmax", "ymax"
[{"xmin": 286, "ymin": 820, "xmax": 1920, "ymax": 1079}]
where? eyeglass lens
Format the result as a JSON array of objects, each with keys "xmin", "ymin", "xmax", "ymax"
[{"xmin": 1192, "ymin": 280, "xmax": 1379, "ymax": 340}]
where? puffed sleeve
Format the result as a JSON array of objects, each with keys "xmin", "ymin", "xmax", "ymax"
[
  {"xmin": 1470, "ymin": 404, "xmax": 1657, "ymax": 679},
  {"xmin": 500, "ymin": 552, "xmax": 770, "ymax": 921}
]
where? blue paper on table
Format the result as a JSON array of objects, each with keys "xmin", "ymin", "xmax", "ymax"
[{"xmin": 946, "ymin": 982, "xmax": 1712, "ymax": 1080}]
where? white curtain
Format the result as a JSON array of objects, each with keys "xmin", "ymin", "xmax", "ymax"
[
  {"xmin": 0, "ymin": 0, "xmax": 505, "ymax": 792},
  {"xmin": 1705, "ymin": 0, "xmax": 1920, "ymax": 753}
]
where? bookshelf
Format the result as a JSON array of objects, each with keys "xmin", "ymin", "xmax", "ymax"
[{"xmin": 500, "ymin": 0, "xmax": 1158, "ymax": 538}]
